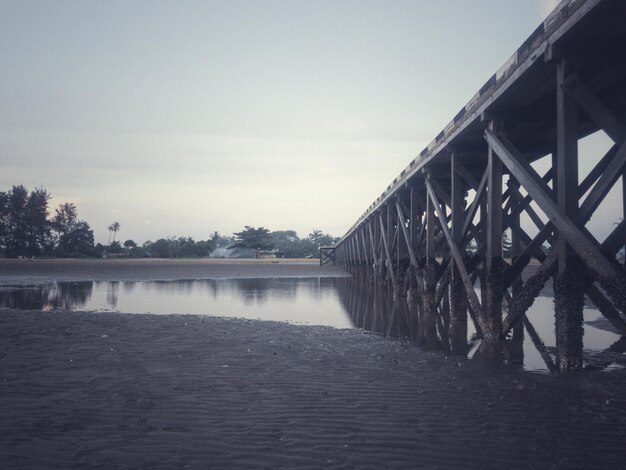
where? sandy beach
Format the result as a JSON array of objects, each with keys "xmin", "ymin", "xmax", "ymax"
[{"xmin": 1, "ymin": 260, "xmax": 626, "ymax": 468}]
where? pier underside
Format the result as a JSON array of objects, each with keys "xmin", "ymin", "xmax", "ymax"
[{"xmin": 335, "ymin": 0, "xmax": 626, "ymax": 372}]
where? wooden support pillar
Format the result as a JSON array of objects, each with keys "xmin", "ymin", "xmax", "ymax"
[
  {"xmin": 507, "ymin": 177, "xmax": 525, "ymax": 364},
  {"xmin": 623, "ymin": 168, "xmax": 626, "ymax": 269},
  {"xmin": 359, "ymin": 228, "xmax": 369, "ymax": 279},
  {"xmin": 374, "ymin": 215, "xmax": 384, "ymax": 285},
  {"xmin": 418, "ymin": 185, "xmax": 440, "ymax": 350},
  {"xmin": 386, "ymin": 204, "xmax": 394, "ymax": 287},
  {"xmin": 408, "ymin": 186, "xmax": 419, "ymax": 301},
  {"xmin": 410, "ymin": 185, "xmax": 417, "ymax": 248},
  {"xmin": 354, "ymin": 231, "xmax": 361, "ymax": 277},
  {"xmin": 426, "ymin": 176, "xmax": 436, "ymax": 263},
  {"xmin": 379, "ymin": 210, "xmax": 397, "ymax": 290},
  {"xmin": 396, "ymin": 199, "xmax": 402, "ymax": 292},
  {"xmin": 347, "ymin": 237, "xmax": 353, "ymax": 272},
  {"xmin": 397, "ymin": 200, "xmax": 419, "ymax": 302},
  {"xmin": 350, "ymin": 236, "xmax": 357, "ymax": 276},
  {"xmin": 483, "ymin": 120, "xmax": 504, "ymax": 348},
  {"xmin": 449, "ymin": 153, "xmax": 468, "ymax": 355},
  {"xmin": 368, "ymin": 220, "xmax": 378, "ymax": 282},
  {"xmin": 554, "ymin": 58, "xmax": 584, "ymax": 372},
  {"xmin": 396, "ymin": 197, "xmax": 407, "ymax": 296},
  {"xmin": 423, "ymin": 172, "xmax": 439, "ymax": 339}
]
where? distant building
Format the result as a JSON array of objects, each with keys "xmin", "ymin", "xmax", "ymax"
[{"xmin": 257, "ymin": 249, "xmax": 285, "ymax": 259}]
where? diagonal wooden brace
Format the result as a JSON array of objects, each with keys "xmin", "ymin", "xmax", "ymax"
[
  {"xmin": 562, "ymin": 74, "xmax": 626, "ymax": 144},
  {"xmin": 425, "ymin": 179, "xmax": 486, "ymax": 331},
  {"xmin": 379, "ymin": 213, "xmax": 397, "ymax": 288},
  {"xmin": 485, "ymin": 129, "xmax": 626, "ymax": 294},
  {"xmin": 396, "ymin": 201, "xmax": 418, "ymax": 268}
]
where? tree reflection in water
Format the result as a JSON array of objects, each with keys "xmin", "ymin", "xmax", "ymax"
[{"xmin": 0, "ymin": 282, "xmax": 93, "ymax": 311}]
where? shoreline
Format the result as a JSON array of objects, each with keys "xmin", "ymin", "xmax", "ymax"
[{"xmin": 0, "ymin": 258, "xmax": 349, "ymax": 285}]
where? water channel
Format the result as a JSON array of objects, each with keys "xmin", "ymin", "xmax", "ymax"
[{"xmin": 1, "ymin": 277, "xmax": 624, "ymax": 373}]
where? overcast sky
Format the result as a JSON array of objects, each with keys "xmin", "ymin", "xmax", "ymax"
[{"xmin": 4, "ymin": 0, "xmax": 604, "ymax": 245}]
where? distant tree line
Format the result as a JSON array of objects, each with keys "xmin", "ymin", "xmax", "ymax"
[
  {"xmin": 227, "ymin": 226, "xmax": 338, "ymax": 258},
  {"xmin": 0, "ymin": 185, "xmax": 95, "ymax": 257},
  {"xmin": 0, "ymin": 185, "xmax": 339, "ymax": 259}
]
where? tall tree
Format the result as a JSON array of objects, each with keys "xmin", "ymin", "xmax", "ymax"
[
  {"xmin": 308, "ymin": 229, "xmax": 338, "ymax": 248},
  {"xmin": 229, "ymin": 226, "xmax": 274, "ymax": 258},
  {"xmin": 308, "ymin": 229, "xmax": 323, "ymax": 246},
  {"xmin": 210, "ymin": 231, "xmax": 220, "ymax": 243},
  {"xmin": 58, "ymin": 221, "xmax": 94, "ymax": 256},
  {"xmin": 52, "ymin": 203, "xmax": 79, "ymax": 237},
  {"xmin": 52, "ymin": 203, "xmax": 94, "ymax": 256},
  {"xmin": 24, "ymin": 187, "xmax": 51, "ymax": 256},
  {"xmin": 0, "ymin": 191, "xmax": 9, "ymax": 254},
  {"xmin": 108, "ymin": 221, "xmax": 121, "ymax": 244},
  {"xmin": 3, "ymin": 185, "xmax": 29, "ymax": 257}
]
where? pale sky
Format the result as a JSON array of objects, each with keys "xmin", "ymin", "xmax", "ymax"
[{"xmin": 2, "ymin": 0, "xmax": 605, "ymax": 245}]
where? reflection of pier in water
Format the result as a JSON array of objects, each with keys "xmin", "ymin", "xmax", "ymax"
[{"xmin": 335, "ymin": 277, "xmax": 626, "ymax": 372}]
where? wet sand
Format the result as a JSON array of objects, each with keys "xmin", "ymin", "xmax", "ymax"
[
  {"xmin": 2, "ymin": 260, "xmax": 626, "ymax": 468},
  {"xmin": 2, "ymin": 311, "xmax": 626, "ymax": 468}
]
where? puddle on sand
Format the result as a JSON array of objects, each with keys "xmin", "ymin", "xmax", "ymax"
[
  {"xmin": 1, "ymin": 277, "xmax": 625, "ymax": 373},
  {"xmin": 0, "ymin": 278, "xmax": 353, "ymax": 328}
]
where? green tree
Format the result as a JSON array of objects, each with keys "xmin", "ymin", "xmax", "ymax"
[
  {"xmin": 3, "ymin": 185, "xmax": 28, "ymax": 257},
  {"xmin": 57, "ymin": 221, "xmax": 95, "ymax": 256},
  {"xmin": 209, "ymin": 231, "xmax": 220, "ymax": 243},
  {"xmin": 0, "ymin": 186, "xmax": 51, "ymax": 257},
  {"xmin": 0, "ymin": 191, "xmax": 8, "ymax": 254},
  {"xmin": 51, "ymin": 203, "xmax": 78, "ymax": 237},
  {"xmin": 24, "ymin": 187, "xmax": 51, "ymax": 256},
  {"xmin": 229, "ymin": 226, "xmax": 274, "ymax": 258},
  {"xmin": 308, "ymin": 229, "xmax": 338, "ymax": 248},
  {"xmin": 308, "ymin": 229, "xmax": 323, "ymax": 246},
  {"xmin": 149, "ymin": 238, "xmax": 172, "ymax": 258},
  {"xmin": 123, "ymin": 239, "xmax": 137, "ymax": 249},
  {"xmin": 52, "ymin": 203, "xmax": 94, "ymax": 256},
  {"xmin": 271, "ymin": 230, "xmax": 298, "ymax": 252}
]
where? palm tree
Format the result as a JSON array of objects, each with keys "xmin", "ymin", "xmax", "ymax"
[
  {"xmin": 309, "ymin": 229, "xmax": 323, "ymax": 247},
  {"xmin": 209, "ymin": 231, "xmax": 221, "ymax": 248},
  {"xmin": 108, "ymin": 221, "xmax": 120, "ymax": 245}
]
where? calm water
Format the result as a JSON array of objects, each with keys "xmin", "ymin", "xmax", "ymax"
[
  {"xmin": 0, "ymin": 278, "xmax": 354, "ymax": 329},
  {"xmin": 1, "ymin": 277, "xmax": 624, "ymax": 372}
]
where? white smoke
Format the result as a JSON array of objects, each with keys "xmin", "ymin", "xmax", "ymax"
[{"xmin": 210, "ymin": 247, "xmax": 233, "ymax": 258}]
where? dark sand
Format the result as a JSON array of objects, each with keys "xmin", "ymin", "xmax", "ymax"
[{"xmin": 2, "ymin": 260, "xmax": 626, "ymax": 468}]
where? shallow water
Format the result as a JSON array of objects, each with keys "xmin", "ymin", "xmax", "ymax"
[
  {"xmin": 0, "ymin": 278, "xmax": 354, "ymax": 329},
  {"xmin": 1, "ymin": 277, "xmax": 624, "ymax": 372}
]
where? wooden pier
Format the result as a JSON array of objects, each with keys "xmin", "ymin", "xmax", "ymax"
[{"xmin": 333, "ymin": 0, "xmax": 626, "ymax": 371}]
